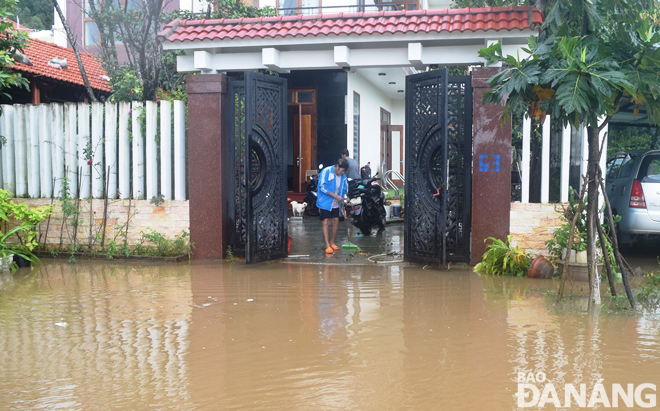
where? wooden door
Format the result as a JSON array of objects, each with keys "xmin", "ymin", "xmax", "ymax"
[{"xmin": 289, "ymin": 89, "xmax": 317, "ymax": 193}]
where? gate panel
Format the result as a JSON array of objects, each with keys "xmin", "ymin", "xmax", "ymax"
[
  {"xmin": 244, "ymin": 72, "xmax": 288, "ymax": 263},
  {"xmin": 445, "ymin": 76, "xmax": 472, "ymax": 262},
  {"xmin": 227, "ymin": 80, "xmax": 247, "ymax": 255},
  {"xmin": 404, "ymin": 69, "xmax": 472, "ymax": 265}
]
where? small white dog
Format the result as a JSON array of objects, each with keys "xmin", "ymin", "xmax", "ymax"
[{"xmin": 290, "ymin": 201, "xmax": 307, "ymax": 217}]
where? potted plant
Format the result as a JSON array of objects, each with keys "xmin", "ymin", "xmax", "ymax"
[
  {"xmin": 546, "ymin": 222, "xmax": 588, "ymax": 264},
  {"xmin": 545, "ymin": 188, "xmax": 610, "ymax": 281},
  {"xmin": 474, "ymin": 236, "xmax": 531, "ymax": 277},
  {"xmin": 545, "ymin": 187, "xmax": 587, "ymax": 261},
  {"xmin": 383, "ymin": 199, "xmax": 392, "ymax": 221},
  {"xmin": 0, "ymin": 189, "xmax": 52, "ymax": 267},
  {"xmin": 0, "ymin": 225, "xmax": 40, "ymax": 271}
]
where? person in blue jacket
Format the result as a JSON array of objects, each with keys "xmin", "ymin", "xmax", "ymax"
[{"xmin": 317, "ymin": 158, "xmax": 349, "ymax": 254}]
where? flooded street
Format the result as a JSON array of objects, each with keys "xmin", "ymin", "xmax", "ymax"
[{"xmin": 1, "ymin": 260, "xmax": 659, "ymax": 410}]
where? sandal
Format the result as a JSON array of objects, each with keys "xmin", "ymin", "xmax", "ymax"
[
  {"xmin": 330, "ymin": 244, "xmax": 340, "ymax": 251},
  {"xmin": 325, "ymin": 247, "xmax": 334, "ymax": 254}
]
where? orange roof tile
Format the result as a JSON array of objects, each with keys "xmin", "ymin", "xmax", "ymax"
[
  {"xmin": 11, "ymin": 38, "xmax": 111, "ymax": 92},
  {"xmin": 158, "ymin": 6, "xmax": 542, "ymax": 43}
]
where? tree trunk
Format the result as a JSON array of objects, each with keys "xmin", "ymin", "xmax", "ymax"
[
  {"xmin": 52, "ymin": 0, "xmax": 98, "ymax": 102},
  {"xmin": 586, "ymin": 127, "xmax": 601, "ymax": 310}
]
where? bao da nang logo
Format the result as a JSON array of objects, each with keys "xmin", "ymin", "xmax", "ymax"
[{"xmin": 516, "ymin": 372, "xmax": 656, "ymax": 408}]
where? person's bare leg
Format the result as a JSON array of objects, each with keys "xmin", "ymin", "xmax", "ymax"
[
  {"xmin": 322, "ymin": 218, "xmax": 331, "ymax": 249},
  {"xmin": 330, "ymin": 217, "xmax": 339, "ymax": 246}
]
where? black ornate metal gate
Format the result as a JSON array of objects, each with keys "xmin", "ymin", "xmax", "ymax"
[
  {"xmin": 404, "ymin": 69, "xmax": 472, "ymax": 266},
  {"xmin": 227, "ymin": 72, "xmax": 288, "ymax": 264}
]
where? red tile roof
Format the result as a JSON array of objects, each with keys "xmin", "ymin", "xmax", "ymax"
[
  {"xmin": 11, "ymin": 38, "xmax": 111, "ymax": 92},
  {"xmin": 158, "ymin": 6, "xmax": 542, "ymax": 43}
]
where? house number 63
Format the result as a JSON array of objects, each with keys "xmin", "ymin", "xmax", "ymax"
[{"xmin": 478, "ymin": 154, "xmax": 500, "ymax": 173}]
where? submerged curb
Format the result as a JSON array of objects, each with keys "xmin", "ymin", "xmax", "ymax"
[{"xmin": 35, "ymin": 252, "xmax": 189, "ymax": 263}]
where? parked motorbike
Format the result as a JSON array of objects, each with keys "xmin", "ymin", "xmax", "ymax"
[
  {"xmin": 346, "ymin": 173, "xmax": 386, "ymax": 236},
  {"xmin": 304, "ymin": 166, "xmax": 321, "ymax": 216}
]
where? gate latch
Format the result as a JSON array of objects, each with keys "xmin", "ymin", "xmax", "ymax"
[{"xmin": 432, "ymin": 187, "xmax": 442, "ymax": 197}]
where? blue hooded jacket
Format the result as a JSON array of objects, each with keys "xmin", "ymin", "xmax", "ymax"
[{"xmin": 317, "ymin": 165, "xmax": 347, "ymax": 211}]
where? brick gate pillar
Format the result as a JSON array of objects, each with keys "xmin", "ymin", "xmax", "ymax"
[
  {"xmin": 471, "ymin": 67, "xmax": 511, "ymax": 265},
  {"xmin": 186, "ymin": 74, "xmax": 228, "ymax": 259}
]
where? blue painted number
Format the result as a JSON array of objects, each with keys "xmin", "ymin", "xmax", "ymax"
[
  {"xmin": 479, "ymin": 155, "xmax": 489, "ymax": 172},
  {"xmin": 478, "ymin": 154, "xmax": 501, "ymax": 172},
  {"xmin": 492, "ymin": 154, "xmax": 500, "ymax": 173}
]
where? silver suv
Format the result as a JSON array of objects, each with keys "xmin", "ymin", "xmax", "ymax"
[{"xmin": 605, "ymin": 150, "xmax": 660, "ymax": 244}]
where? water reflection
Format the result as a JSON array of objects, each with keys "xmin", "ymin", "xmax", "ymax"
[
  {"xmin": 0, "ymin": 261, "xmax": 658, "ymax": 410},
  {"xmin": 0, "ymin": 261, "xmax": 194, "ymax": 410}
]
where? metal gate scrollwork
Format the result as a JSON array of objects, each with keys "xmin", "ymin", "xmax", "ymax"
[
  {"xmin": 228, "ymin": 72, "xmax": 288, "ymax": 264},
  {"xmin": 404, "ymin": 68, "xmax": 472, "ymax": 266}
]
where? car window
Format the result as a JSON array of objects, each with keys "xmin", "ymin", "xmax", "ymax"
[
  {"xmin": 606, "ymin": 157, "xmax": 624, "ymax": 180},
  {"xmin": 618, "ymin": 155, "xmax": 636, "ymax": 179},
  {"xmin": 638, "ymin": 155, "xmax": 660, "ymax": 183},
  {"xmin": 606, "ymin": 159, "xmax": 616, "ymax": 177}
]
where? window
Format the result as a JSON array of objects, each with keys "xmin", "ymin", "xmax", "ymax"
[
  {"xmin": 84, "ymin": 0, "xmax": 132, "ymax": 46},
  {"xmin": 278, "ymin": 0, "xmax": 320, "ymax": 15},
  {"xmin": 126, "ymin": 0, "xmax": 140, "ymax": 10},
  {"xmin": 288, "ymin": 90, "xmax": 315, "ymax": 105},
  {"xmin": 85, "ymin": 21, "xmax": 100, "ymax": 46},
  {"xmin": 353, "ymin": 92, "xmax": 360, "ymax": 164},
  {"xmin": 639, "ymin": 155, "xmax": 660, "ymax": 182},
  {"xmin": 297, "ymin": 91, "xmax": 314, "ymax": 103},
  {"xmin": 606, "ymin": 156, "xmax": 624, "ymax": 180},
  {"xmin": 376, "ymin": 0, "xmax": 419, "ymax": 11},
  {"xmin": 618, "ymin": 155, "xmax": 636, "ymax": 179}
]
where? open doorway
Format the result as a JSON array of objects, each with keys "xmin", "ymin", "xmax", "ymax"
[{"xmin": 287, "ymin": 89, "xmax": 317, "ymax": 193}]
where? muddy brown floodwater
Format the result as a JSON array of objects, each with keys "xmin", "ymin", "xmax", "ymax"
[{"xmin": 0, "ymin": 260, "xmax": 659, "ymax": 410}]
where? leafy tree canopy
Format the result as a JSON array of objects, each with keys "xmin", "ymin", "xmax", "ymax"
[
  {"xmin": 86, "ymin": 0, "xmax": 276, "ymax": 101},
  {"xmin": 608, "ymin": 124, "xmax": 660, "ymax": 157},
  {"xmin": 0, "ymin": 0, "xmax": 29, "ymax": 102},
  {"xmin": 16, "ymin": 0, "xmax": 54, "ymax": 30},
  {"xmin": 479, "ymin": 0, "xmax": 660, "ymax": 130}
]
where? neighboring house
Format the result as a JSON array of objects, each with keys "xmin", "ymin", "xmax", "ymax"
[
  {"xmin": 54, "ymin": 0, "xmax": 206, "ymax": 64},
  {"xmin": 5, "ymin": 38, "xmax": 111, "ymax": 104},
  {"xmin": 3, "ymin": 16, "xmax": 67, "ymax": 48},
  {"xmin": 29, "ymin": 28, "xmax": 68, "ymax": 48}
]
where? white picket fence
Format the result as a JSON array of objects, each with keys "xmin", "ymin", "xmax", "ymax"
[
  {"xmin": 0, "ymin": 101, "xmax": 187, "ymax": 200},
  {"xmin": 519, "ymin": 115, "xmax": 608, "ymax": 204}
]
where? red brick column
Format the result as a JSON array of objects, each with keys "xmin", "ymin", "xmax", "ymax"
[
  {"xmin": 470, "ymin": 67, "xmax": 511, "ymax": 265},
  {"xmin": 186, "ymin": 74, "xmax": 228, "ymax": 259}
]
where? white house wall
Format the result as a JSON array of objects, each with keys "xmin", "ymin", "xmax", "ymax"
[
  {"xmin": 347, "ymin": 71, "xmax": 403, "ymax": 174},
  {"xmin": 391, "ymin": 99, "xmax": 405, "ymax": 176}
]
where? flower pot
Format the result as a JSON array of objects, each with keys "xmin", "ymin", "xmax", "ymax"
[
  {"xmin": 528, "ymin": 256, "xmax": 554, "ymax": 279},
  {"xmin": 561, "ymin": 249, "xmax": 587, "ymax": 264},
  {"xmin": 13, "ymin": 255, "xmax": 31, "ymax": 268},
  {"xmin": 391, "ymin": 204, "xmax": 402, "ymax": 218},
  {"xmin": 0, "ymin": 254, "xmax": 14, "ymax": 271},
  {"xmin": 561, "ymin": 262, "xmax": 604, "ymax": 282},
  {"xmin": 384, "ymin": 205, "xmax": 391, "ymax": 221}
]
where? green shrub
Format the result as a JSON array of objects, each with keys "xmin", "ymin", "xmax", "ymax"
[
  {"xmin": 133, "ymin": 230, "xmax": 191, "ymax": 257},
  {"xmin": 638, "ymin": 272, "xmax": 660, "ymax": 305},
  {"xmin": 474, "ymin": 235, "xmax": 531, "ymax": 277}
]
